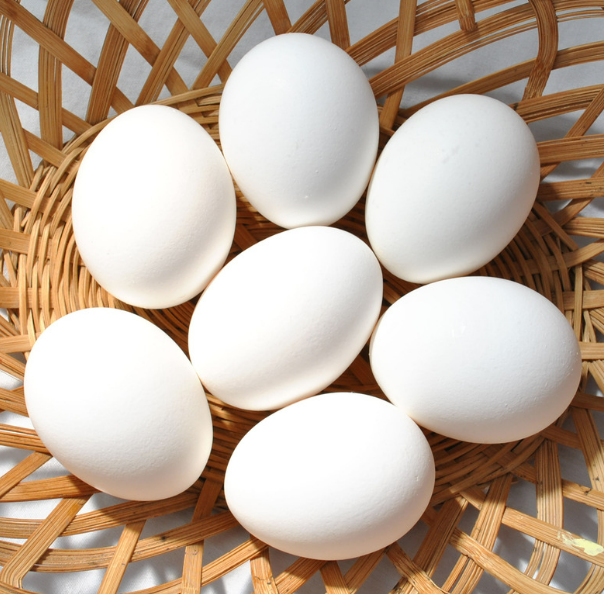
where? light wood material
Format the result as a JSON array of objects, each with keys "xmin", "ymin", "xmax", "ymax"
[{"xmin": 0, "ymin": 1, "xmax": 602, "ymax": 592}]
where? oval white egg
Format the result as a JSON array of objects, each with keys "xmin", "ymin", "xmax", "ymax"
[
  {"xmin": 73, "ymin": 105, "xmax": 236, "ymax": 309},
  {"xmin": 365, "ymin": 94, "xmax": 540, "ymax": 283},
  {"xmin": 219, "ymin": 33, "xmax": 379, "ymax": 229},
  {"xmin": 370, "ymin": 277, "xmax": 582, "ymax": 443},
  {"xmin": 24, "ymin": 308, "xmax": 213, "ymax": 501},
  {"xmin": 225, "ymin": 392, "xmax": 435, "ymax": 560},
  {"xmin": 188, "ymin": 227, "xmax": 383, "ymax": 410}
]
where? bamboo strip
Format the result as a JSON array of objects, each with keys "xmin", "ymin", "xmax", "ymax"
[
  {"xmin": 250, "ymin": 547, "xmax": 280, "ymax": 594},
  {"xmin": 500, "ymin": 507, "xmax": 604, "ymax": 568},
  {"xmin": 0, "ymin": 492, "xmax": 200, "ymax": 539},
  {"xmin": 449, "ymin": 528, "xmax": 564, "ymax": 593},
  {"xmin": 538, "ymin": 134, "xmax": 604, "ymax": 163},
  {"xmin": 0, "ymin": 230, "xmax": 30, "ymax": 254},
  {"xmin": 0, "ymin": 452, "xmax": 50, "ymax": 499},
  {"xmin": 379, "ymin": 0, "xmax": 417, "ymax": 129},
  {"xmin": 525, "ymin": 441, "xmax": 563, "ymax": 585},
  {"xmin": 386, "ymin": 543, "xmax": 446, "ymax": 594},
  {"xmin": 403, "ymin": 41, "xmax": 604, "ymax": 116},
  {"xmin": 0, "ymin": 511, "xmax": 238, "ymax": 571},
  {"xmin": 449, "ymin": 476, "xmax": 511, "ymax": 593},
  {"xmin": 540, "ymin": 179, "xmax": 604, "ymax": 201},
  {"xmin": 130, "ymin": 538, "xmax": 269, "ymax": 594},
  {"xmin": 290, "ymin": 0, "xmax": 345, "ymax": 36},
  {"xmin": 181, "ymin": 479, "xmax": 222, "ymax": 594},
  {"xmin": 136, "ymin": 5, "xmax": 205, "ymax": 106},
  {"xmin": 274, "ymin": 557, "xmax": 325, "ymax": 594},
  {"xmin": 86, "ymin": 0, "xmax": 149, "ymax": 124},
  {"xmin": 0, "ymin": 495, "xmax": 89, "ymax": 587},
  {"xmin": 38, "ymin": 0, "xmax": 74, "ymax": 150},
  {"xmin": 566, "ymin": 217, "xmax": 604, "ymax": 237},
  {"xmin": 339, "ymin": 551, "xmax": 384, "ymax": 594},
  {"xmin": 348, "ymin": 0, "xmax": 502, "ymax": 66},
  {"xmin": 321, "ymin": 561, "xmax": 350, "ymax": 594},
  {"xmin": 263, "ymin": 0, "xmax": 292, "ymax": 33},
  {"xmin": 0, "ymin": 335, "xmax": 36, "ymax": 353},
  {"xmin": 454, "ymin": 0, "xmax": 477, "ymax": 30},
  {"xmin": 0, "ymin": 70, "xmax": 89, "ymax": 135},
  {"xmin": 325, "ymin": 0, "xmax": 350, "ymax": 49},
  {"xmin": 90, "ymin": 0, "xmax": 188, "ymax": 97},
  {"xmin": 0, "ymin": 475, "xmax": 96, "ymax": 502},
  {"xmin": 200, "ymin": 537, "xmax": 266, "ymax": 587},
  {"xmin": 192, "ymin": 0, "xmax": 264, "ymax": 90},
  {"xmin": 539, "ymin": 87, "xmax": 604, "ymax": 182},
  {"xmin": 522, "ymin": 0, "xmax": 557, "ymax": 100},
  {"xmin": 0, "ymin": 12, "xmax": 33, "ymax": 187},
  {"xmin": 22, "ymin": 130, "xmax": 64, "ymax": 167},
  {"xmin": 98, "ymin": 520, "xmax": 146, "ymax": 594},
  {"xmin": 580, "ymin": 343, "xmax": 604, "ymax": 359},
  {"xmin": 166, "ymin": 0, "xmax": 231, "ymax": 81},
  {"xmin": 0, "ymin": 89, "xmax": 33, "ymax": 188},
  {"xmin": 397, "ymin": 497, "xmax": 467, "ymax": 594},
  {"xmin": 369, "ymin": 3, "xmax": 538, "ymax": 96},
  {"xmin": 0, "ymin": 0, "xmax": 131, "ymax": 112},
  {"xmin": 0, "ymin": 179, "xmax": 35, "ymax": 210}
]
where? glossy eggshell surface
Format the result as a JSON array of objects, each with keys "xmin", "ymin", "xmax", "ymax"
[
  {"xmin": 365, "ymin": 94, "xmax": 540, "ymax": 284},
  {"xmin": 219, "ymin": 33, "xmax": 379, "ymax": 229},
  {"xmin": 370, "ymin": 277, "xmax": 582, "ymax": 443},
  {"xmin": 188, "ymin": 226, "xmax": 383, "ymax": 411},
  {"xmin": 224, "ymin": 392, "xmax": 435, "ymax": 560},
  {"xmin": 72, "ymin": 105, "xmax": 236, "ymax": 309},
  {"xmin": 24, "ymin": 308, "xmax": 213, "ymax": 501}
]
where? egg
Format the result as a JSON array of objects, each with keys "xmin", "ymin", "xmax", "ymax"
[
  {"xmin": 24, "ymin": 308, "xmax": 213, "ymax": 501},
  {"xmin": 370, "ymin": 277, "xmax": 582, "ymax": 443},
  {"xmin": 73, "ymin": 104, "xmax": 236, "ymax": 309},
  {"xmin": 188, "ymin": 226, "xmax": 383, "ymax": 410},
  {"xmin": 365, "ymin": 94, "xmax": 540, "ymax": 284},
  {"xmin": 225, "ymin": 392, "xmax": 435, "ymax": 560},
  {"xmin": 219, "ymin": 33, "xmax": 379, "ymax": 229}
]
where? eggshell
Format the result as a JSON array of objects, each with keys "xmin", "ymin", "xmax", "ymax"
[
  {"xmin": 225, "ymin": 392, "xmax": 435, "ymax": 560},
  {"xmin": 24, "ymin": 308, "xmax": 213, "ymax": 501},
  {"xmin": 188, "ymin": 227, "xmax": 383, "ymax": 410},
  {"xmin": 370, "ymin": 277, "xmax": 582, "ymax": 443},
  {"xmin": 73, "ymin": 104, "xmax": 236, "ymax": 309},
  {"xmin": 219, "ymin": 33, "xmax": 379, "ymax": 228},
  {"xmin": 365, "ymin": 94, "xmax": 540, "ymax": 283}
]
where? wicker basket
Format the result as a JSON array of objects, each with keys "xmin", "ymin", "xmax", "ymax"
[{"xmin": 0, "ymin": 0, "xmax": 603, "ymax": 592}]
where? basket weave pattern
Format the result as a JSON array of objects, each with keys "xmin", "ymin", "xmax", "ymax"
[{"xmin": 0, "ymin": 0, "xmax": 603, "ymax": 592}]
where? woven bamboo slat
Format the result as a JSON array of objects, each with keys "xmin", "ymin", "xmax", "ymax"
[{"xmin": 0, "ymin": 0, "xmax": 602, "ymax": 592}]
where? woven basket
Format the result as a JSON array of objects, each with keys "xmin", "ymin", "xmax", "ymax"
[{"xmin": 0, "ymin": 0, "xmax": 603, "ymax": 592}]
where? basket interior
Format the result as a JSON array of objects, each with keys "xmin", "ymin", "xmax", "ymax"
[{"xmin": 0, "ymin": 0, "xmax": 603, "ymax": 592}]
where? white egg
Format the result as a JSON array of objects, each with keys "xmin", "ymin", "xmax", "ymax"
[
  {"xmin": 365, "ymin": 94, "xmax": 540, "ymax": 283},
  {"xmin": 73, "ymin": 105, "xmax": 236, "ymax": 309},
  {"xmin": 24, "ymin": 308, "xmax": 213, "ymax": 501},
  {"xmin": 225, "ymin": 392, "xmax": 435, "ymax": 560},
  {"xmin": 219, "ymin": 33, "xmax": 379, "ymax": 229},
  {"xmin": 188, "ymin": 227, "xmax": 383, "ymax": 410},
  {"xmin": 370, "ymin": 277, "xmax": 582, "ymax": 443}
]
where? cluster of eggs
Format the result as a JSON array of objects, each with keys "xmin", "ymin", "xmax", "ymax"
[{"xmin": 23, "ymin": 33, "xmax": 582, "ymax": 561}]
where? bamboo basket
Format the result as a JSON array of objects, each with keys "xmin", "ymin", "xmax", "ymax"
[{"xmin": 0, "ymin": 0, "xmax": 603, "ymax": 592}]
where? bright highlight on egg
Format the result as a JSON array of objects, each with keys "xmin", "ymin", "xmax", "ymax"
[
  {"xmin": 225, "ymin": 392, "xmax": 435, "ymax": 560},
  {"xmin": 188, "ymin": 226, "xmax": 383, "ymax": 411},
  {"xmin": 370, "ymin": 277, "xmax": 582, "ymax": 444},
  {"xmin": 365, "ymin": 94, "xmax": 541, "ymax": 284},
  {"xmin": 24, "ymin": 308, "xmax": 213, "ymax": 501},
  {"xmin": 219, "ymin": 32, "xmax": 379, "ymax": 229},
  {"xmin": 73, "ymin": 104, "xmax": 236, "ymax": 309}
]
